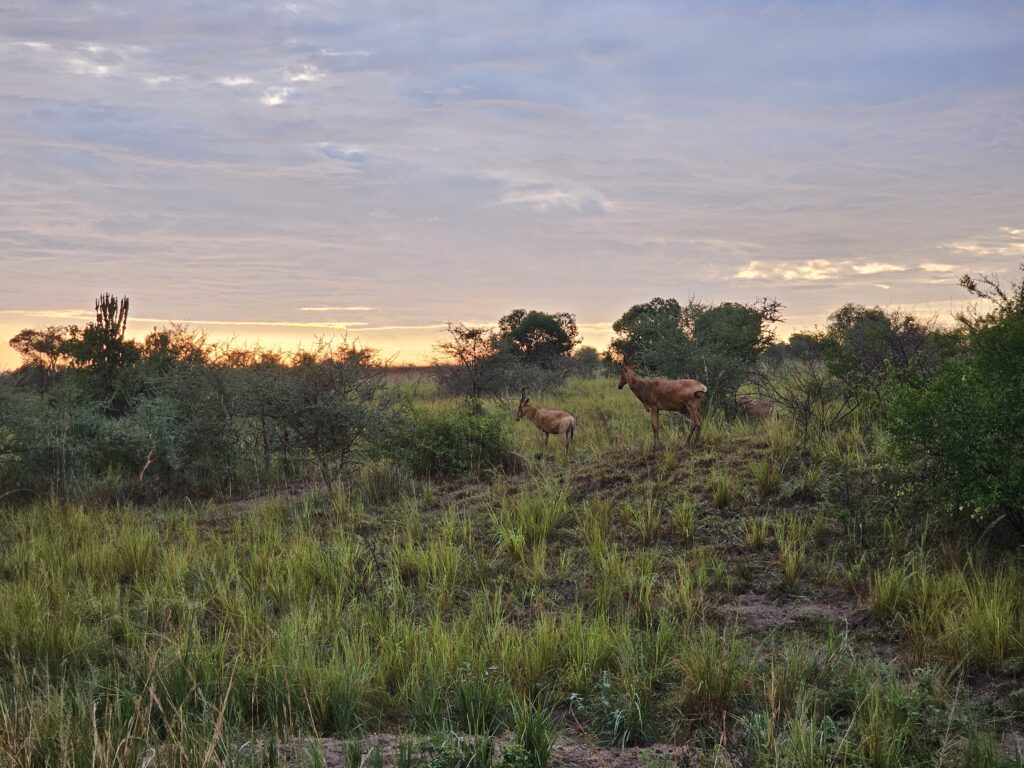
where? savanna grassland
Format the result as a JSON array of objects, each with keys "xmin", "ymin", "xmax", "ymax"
[{"xmin": 2, "ymin": 374, "xmax": 1023, "ymax": 767}]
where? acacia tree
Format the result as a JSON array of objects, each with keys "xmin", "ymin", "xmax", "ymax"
[
  {"xmin": 433, "ymin": 322, "xmax": 500, "ymax": 396},
  {"xmin": 8, "ymin": 325, "xmax": 81, "ymax": 392}
]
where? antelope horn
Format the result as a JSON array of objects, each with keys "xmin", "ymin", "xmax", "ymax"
[{"xmin": 520, "ymin": 387, "xmax": 528, "ymax": 402}]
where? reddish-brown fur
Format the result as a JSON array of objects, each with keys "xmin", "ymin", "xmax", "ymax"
[
  {"xmin": 617, "ymin": 363, "xmax": 707, "ymax": 448},
  {"xmin": 516, "ymin": 391, "xmax": 576, "ymax": 457},
  {"xmin": 737, "ymin": 396, "xmax": 775, "ymax": 419}
]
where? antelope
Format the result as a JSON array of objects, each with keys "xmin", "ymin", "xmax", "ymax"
[
  {"xmin": 736, "ymin": 395, "xmax": 775, "ymax": 419},
  {"xmin": 617, "ymin": 363, "xmax": 707, "ymax": 449},
  {"xmin": 516, "ymin": 389, "xmax": 576, "ymax": 458}
]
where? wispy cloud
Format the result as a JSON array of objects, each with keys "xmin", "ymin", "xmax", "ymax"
[
  {"xmin": 260, "ymin": 87, "xmax": 292, "ymax": 106},
  {"xmin": 216, "ymin": 75, "xmax": 254, "ymax": 87},
  {"xmin": 945, "ymin": 226, "xmax": 1024, "ymax": 258},
  {"xmin": 853, "ymin": 262, "xmax": 907, "ymax": 275},
  {"xmin": 287, "ymin": 64, "xmax": 323, "ymax": 83},
  {"xmin": 1, "ymin": 1, "xmax": 1022, "ymax": 367},
  {"xmin": 736, "ymin": 260, "xmax": 842, "ymax": 282},
  {"xmin": 299, "ymin": 306, "xmax": 374, "ymax": 312}
]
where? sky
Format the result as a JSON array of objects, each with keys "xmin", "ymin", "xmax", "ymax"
[{"xmin": 1, "ymin": 1, "xmax": 1023, "ymax": 368}]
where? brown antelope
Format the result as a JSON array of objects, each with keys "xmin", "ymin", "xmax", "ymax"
[
  {"xmin": 736, "ymin": 395, "xmax": 775, "ymax": 419},
  {"xmin": 617, "ymin": 363, "xmax": 707, "ymax": 449},
  {"xmin": 516, "ymin": 389, "xmax": 576, "ymax": 457}
]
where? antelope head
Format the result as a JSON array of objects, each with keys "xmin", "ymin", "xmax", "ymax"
[
  {"xmin": 617, "ymin": 363, "xmax": 635, "ymax": 390},
  {"xmin": 516, "ymin": 388, "xmax": 530, "ymax": 421}
]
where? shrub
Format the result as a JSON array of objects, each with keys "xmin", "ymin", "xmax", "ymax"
[
  {"xmin": 388, "ymin": 401, "xmax": 512, "ymax": 478},
  {"xmin": 568, "ymin": 671, "xmax": 649, "ymax": 747},
  {"xmin": 888, "ymin": 269, "xmax": 1024, "ymax": 537}
]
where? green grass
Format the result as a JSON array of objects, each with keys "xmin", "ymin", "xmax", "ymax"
[{"xmin": 0, "ymin": 376, "xmax": 1021, "ymax": 766}]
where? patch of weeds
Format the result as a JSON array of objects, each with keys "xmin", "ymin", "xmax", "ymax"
[
  {"xmin": 711, "ymin": 471, "xmax": 733, "ymax": 509},
  {"xmin": 750, "ymin": 457, "xmax": 782, "ymax": 498},
  {"xmin": 743, "ymin": 516, "xmax": 770, "ymax": 551},
  {"xmin": 625, "ymin": 495, "xmax": 664, "ymax": 544},
  {"xmin": 509, "ymin": 697, "xmax": 556, "ymax": 768},
  {"xmin": 672, "ymin": 496, "xmax": 697, "ymax": 541},
  {"xmin": 569, "ymin": 671, "xmax": 648, "ymax": 747},
  {"xmin": 429, "ymin": 734, "xmax": 495, "ymax": 768}
]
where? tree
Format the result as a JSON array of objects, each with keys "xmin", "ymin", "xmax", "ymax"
[
  {"xmin": 8, "ymin": 325, "xmax": 80, "ymax": 391},
  {"xmin": 609, "ymin": 298, "xmax": 683, "ymax": 364},
  {"xmin": 72, "ymin": 294, "xmax": 142, "ymax": 413},
  {"xmin": 571, "ymin": 346, "xmax": 602, "ymax": 377},
  {"xmin": 433, "ymin": 322, "xmax": 501, "ymax": 396},
  {"xmin": 496, "ymin": 309, "xmax": 580, "ymax": 368},
  {"xmin": 820, "ymin": 304, "xmax": 943, "ymax": 399}
]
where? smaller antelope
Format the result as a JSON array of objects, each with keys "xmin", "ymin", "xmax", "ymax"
[
  {"xmin": 516, "ymin": 389, "xmax": 576, "ymax": 458},
  {"xmin": 736, "ymin": 395, "xmax": 775, "ymax": 419}
]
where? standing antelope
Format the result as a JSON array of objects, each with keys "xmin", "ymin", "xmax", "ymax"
[
  {"xmin": 516, "ymin": 389, "xmax": 576, "ymax": 458},
  {"xmin": 617, "ymin": 363, "xmax": 707, "ymax": 450}
]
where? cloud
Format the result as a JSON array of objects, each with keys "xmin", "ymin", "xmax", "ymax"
[
  {"xmin": 498, "ymin": 183, "xmax": 609, "ymax": 213},
  {"xmin": 216, "ymin": 75, "xmax": 254, "ymax": 87},
  {"xmin": 852, "ymin": 262, "xmax": 907, "ymax": 275},
  {"xmin": 735, "ymin": 261, "xmax": 767, "ymax": 279},
  {"xmin": 735, "ymin": 259, "xmax": 840, "ymax": 282},
  {"xmin": 945, "ymin": 226, "xmax": 1024, "ymax": 258},
  {"xmin": 288, "ymin": 64, "xmax": 323, "ymax": 82},
  {"xmin": 319, "ymin": 144, "xmax": 372, "ymax": 164},
  {"xmin": 260, "ymin": 87, "xmax": 292, "ymax": 106},
  {"xmin": 919, "ymin": 262, "xmax": 957, "ymax": 272},
  {"xmin": 2, "ymin": 1, "xmax": 1023, "ymax": 365},
  {"xmin": 300, "ymin": 306, "xmax": 374, "ymax": 312}
]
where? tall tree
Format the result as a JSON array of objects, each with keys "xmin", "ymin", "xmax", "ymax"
[{"xmin": 497, "ymin": 309, "xmax": 579, "ymax": 368}]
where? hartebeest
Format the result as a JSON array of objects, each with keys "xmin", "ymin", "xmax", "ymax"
[
  {"xmin": 736, "ymin": 395, "xmax": 775, "ymax": 419},
  {"xmin": 516, "ymin": 389, "xmax": 576, "ymax": 457},
  {"xmin": 617, "ymin": 363, "xmax": 707, "ymax": 449}
]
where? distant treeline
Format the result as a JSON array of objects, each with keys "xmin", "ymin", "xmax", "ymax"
[{"xmin": 3, "ymin": 266, "xmax": 1024, "ymax": 538}]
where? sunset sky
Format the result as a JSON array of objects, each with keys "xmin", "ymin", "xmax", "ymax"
[{"xmin": 2, "ymin": 1, "xmax": 1023, "ymax": 369}]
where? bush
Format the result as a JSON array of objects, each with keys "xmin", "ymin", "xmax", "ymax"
[
  {"xmin": 887, "ymin": 263, "xmax": 1024, "ymax": 538},
  {"xmin": 388, "ymin": 400, "xmax": 512, "ymax": 478},
  {"xmin": 889, "ymin": 312, "xmax": 1024, "ymax": 536}
]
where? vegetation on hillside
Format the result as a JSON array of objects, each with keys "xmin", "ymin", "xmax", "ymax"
[{"xmin": 1, "ymin": 269, "xmax": 1023, "ymax": 766}]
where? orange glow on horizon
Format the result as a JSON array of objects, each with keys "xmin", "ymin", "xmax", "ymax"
[{"xmin": 0, "ymin": 304, "xmax": 970, "ymax": 373}]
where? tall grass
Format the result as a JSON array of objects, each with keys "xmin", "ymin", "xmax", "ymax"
[{"xmin": 0, "ymin": 376, "xmax": 1020, "ymax": 764}]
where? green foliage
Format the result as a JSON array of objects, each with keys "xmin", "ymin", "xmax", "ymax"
[
  {"xmin": 610, "ymin": 297, "xmax": 782, "ymax": 409},
  {"xmin": 569, "ymin": 671, "xmax": 650, "ymax": 747},
  {"xmin": 429, "ymin": 734, "xmax": 495, "ymax": 768},
  {"xmin": 888, "ymin": 273, "xmax": 1024, "ymax": 536},
  {"xmin": 609, "ymin": 297, "xmax": 683, "ymax": 366},
  {"xmin": 509, "ymin": 698, "xmax": 556, "ymax": 768},
  {"xmin": 388, "ymin": 400, "xmax": 512, "ymax": 478},
  {"xmin": 497, "ymin": 309, "xmax": 580, "ymax": 368},
  {"xmin": 820, "ymin": 303, "xmax": 956, "ymax": 399}
]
